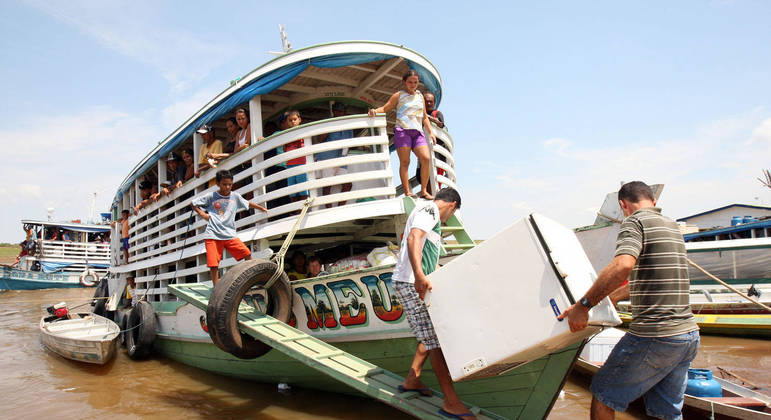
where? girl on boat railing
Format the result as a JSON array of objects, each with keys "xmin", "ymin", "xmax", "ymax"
[{"xmin": 368, "ymin": 70, "xmax": 437, "ymax": 200}]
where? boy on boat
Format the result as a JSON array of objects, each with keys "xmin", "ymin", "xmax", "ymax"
[
  {"xmin": 110, "ymin": 210, "xmax": 130, "ymax": 264},
  {"xmin": 559, "ymin": 181, "xmax": 699, "ymax": 420},
  {"xmin": 191, "ymin": 170, "xmax": 268, "ymax": 285},
  {"xmin": 392, "ymin": 187, "xmax": 476, "ymax": 419},
  {"xmin": 281, "ymin": 110, "xmax": 309, "ymax": 203}
]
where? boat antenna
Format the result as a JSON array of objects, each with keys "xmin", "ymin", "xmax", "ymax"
[
  {"xmin": 88, "ymin": 189, "xmax": 98, "ymax": 224},
  {"xmin": 47, "ymin": 207, "xmax": 55, "ymax": 221},
  {"xmin": 268, "ymin": 24, "xmax": 292, "ymax": 56}
]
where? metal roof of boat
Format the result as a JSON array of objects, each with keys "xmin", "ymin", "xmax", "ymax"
[
  {"xmin": 112, "ymin": 41, "xmax": 443, "ymax": 207},
  {"xmin": 22, "ymin": 219, "xmax": 111, "ymax": 232},
  {"xmin": 676, "ymin": 203, "xmax": 771, "ymax": 222}
]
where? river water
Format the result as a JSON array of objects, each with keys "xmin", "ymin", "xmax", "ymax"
[{"xmin": 1, "ymin": 288, "xmax": 768, "ymax": 419}]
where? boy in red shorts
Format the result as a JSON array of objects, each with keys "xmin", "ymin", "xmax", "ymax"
[{"xmin": 191, "ymin": 170, "xmax": 268, "ymax": 285}]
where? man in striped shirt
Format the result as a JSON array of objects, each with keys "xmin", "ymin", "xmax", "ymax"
[{"xmin": 559, "ymin": 181, "xmax": 699, "ymax": 420}]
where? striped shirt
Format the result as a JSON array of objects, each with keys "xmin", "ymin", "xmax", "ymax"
[{"xmin": 614, "ymin": 207, "xmax": 698, "ymax": 337}]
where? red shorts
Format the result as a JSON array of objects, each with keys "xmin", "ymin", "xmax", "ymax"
[{"xmin": 205, "ymin": 238, "xmax": 251, "ymax": 267}]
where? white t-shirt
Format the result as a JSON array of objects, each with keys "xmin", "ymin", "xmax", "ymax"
[{"xmin": 392, "ymin": 201, "xmax": 442, "ymax": 284}]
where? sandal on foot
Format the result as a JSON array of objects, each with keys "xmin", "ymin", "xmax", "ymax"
[
  {"xmin": 419, "ymin": 192, "xmax": 433, "ymax": 200},
  {"xmin": 438, "ymin": 409, "xmax": 475, "ymax": 419},
  {"xmin": 397, "ymin": 384, "xmax": 433, "ymax": 397},
  {"xmin": 405, "ymin": 192, "xmax": 418, "ymax": 198}
]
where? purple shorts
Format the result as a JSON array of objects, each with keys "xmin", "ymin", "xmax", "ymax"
[{"xmin": 393, "ymin": 127, "xmax": 428, "ymax": 149}]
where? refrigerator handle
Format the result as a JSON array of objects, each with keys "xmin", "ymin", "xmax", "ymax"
[{"xmin": 528, "ymin": 214, "xmax": 576, "ymax": 304}]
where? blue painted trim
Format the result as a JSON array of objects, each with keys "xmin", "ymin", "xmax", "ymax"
[{"xmin": 684, "ymin": 219, "xmax": 771, "ymax": 241}]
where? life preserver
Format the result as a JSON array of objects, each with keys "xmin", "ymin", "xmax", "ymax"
[
  {"xmin": 125, "ymin": 301, "xmax": 156, "ymax": 360},
  {"xmin": 206, "ymin": 259, "xmax": 293, "ymax": 359},
  {"xmin": 80, "ymin": 269, "xmax": 98, "ymax": 287}
]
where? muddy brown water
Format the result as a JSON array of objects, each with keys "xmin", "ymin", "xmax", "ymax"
[{"xmin": 1, "ymin": 288, "xmax": 768, "ymax": 419}]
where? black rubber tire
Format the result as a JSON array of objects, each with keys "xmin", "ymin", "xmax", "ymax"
[
  {"xmin": 126, "ymin": 301, "xmax": 156, "ymax": 360},
  {"xmin": 206, "ymin": 259, "xmax": 293, "ymax": 359},
  {"xmin": 92, "ymin": 279, "xmax": 109, "ymax": 316},
  {"xmin": 119, "ymin": 313, "xmax": 128, "ymax": 348}
]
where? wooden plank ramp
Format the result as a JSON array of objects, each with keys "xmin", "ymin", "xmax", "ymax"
[{"xmin": 168, "ymin": 283, "xmax": 504, "ymax": 420}]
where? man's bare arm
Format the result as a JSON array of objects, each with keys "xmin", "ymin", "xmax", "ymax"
[{"xmin": 406, "ymin": 228, "xmax": 432, "ymax": 299}]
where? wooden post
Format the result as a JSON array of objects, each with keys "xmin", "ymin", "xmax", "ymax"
[
  {"xmin": 249, "ymin": 95, "xmax": 268, "ymax": 208},
  {"xmin": 193, "ymin": 133, "xmax": 203, "ymax": 174}
]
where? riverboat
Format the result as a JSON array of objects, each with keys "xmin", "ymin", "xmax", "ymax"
[
  {"xmin": 1, "ymin": 220, "xmax": 111, "ymax": 290},
  {"xmin": 575, "ymin": 189, "xmax": 771, "ymax": 315},
  {"xmin": 102, "ymin": 40, "xmax": 600, "ymax": 419}
]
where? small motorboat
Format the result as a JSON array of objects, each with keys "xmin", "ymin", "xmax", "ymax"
[
  {"xmin": 575, "ymin": 328, "xmax": 771, "ymax": 419},
  {"xmin": 39, "ymin": 304, "xmax": 120, "ymax": 365}
]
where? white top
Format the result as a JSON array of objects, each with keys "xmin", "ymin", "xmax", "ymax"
[{"xmin": 392, "ymin": 201, "xmax": 442, "ymax": 284}]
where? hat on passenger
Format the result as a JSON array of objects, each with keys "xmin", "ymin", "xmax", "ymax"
[
  {"xmin": 196, "ymin": 124, "xmax": 212, "ymax": 134},
  {"xmin": 166, "ymin": 152, "xmax": 179, "ymax": 161},
  {"xmin": 139, "ymin": 180, "xmax": 153, "ymax": 190}
]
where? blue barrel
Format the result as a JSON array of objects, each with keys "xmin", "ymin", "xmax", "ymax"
[
  {"xmin": 743, "ymin": 216, "xmax": 754, "ymax": 224},
  {"xmin": 686, "ymin": 369, "xmax": 722, "ymax": 397},
  {"xmin": 731, "ymin": 216, "xmax": 743, "ymax": 226}
]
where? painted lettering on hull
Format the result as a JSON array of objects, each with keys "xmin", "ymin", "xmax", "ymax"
[
  {"xmin": 295, "ymin": 284, "xmax": 338, "ymax": 330},
  {"xmin": 361, "ymin": 273, "xmax": 403, "ymax": 322},
  {"xmin": 327, "ymin": 279, "xmax": 367, "ymax": 327}
]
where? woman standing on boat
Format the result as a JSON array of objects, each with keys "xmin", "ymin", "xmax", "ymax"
[
  {"xmin": 369, "ymin": 70, "xmax": 437, "ymax": 199},
  {"xmin": 234, "ymin": 108, "xmax": 251, "ymax": 153}
]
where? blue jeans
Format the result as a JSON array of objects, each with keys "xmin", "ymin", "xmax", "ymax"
[
  {"xmin": 287, "ymin": 165, "xmax": 308, "ymax": 198},
  {"xmin": 591, "ymin": 331, "xmax": 700, "ymax": 420}
]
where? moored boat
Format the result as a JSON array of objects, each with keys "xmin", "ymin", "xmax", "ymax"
[
  {"xmin": 1, "ymin": 220, "xmax": 111, "ymax": 290},
  {"xmin": 575, "ymin": 328, "xmax": 771, "ymax": 419},
  {"xmin": 103, "ymin": 39, "xmax": 605, "ymax": 419},
  {"xmin": 617, "ymin": 312, "xmax": 771, "ymax": 339},
  {"xmin": 39, "ymin": 311, "xmax": 120, "ymax": 365}
]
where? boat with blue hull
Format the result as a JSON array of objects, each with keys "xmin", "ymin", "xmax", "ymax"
[{"xmin": 1, "ymin": 220, "xmax": 111, "ymax": 290}]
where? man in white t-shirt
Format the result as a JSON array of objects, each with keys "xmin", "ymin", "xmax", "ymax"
[{"xmin": 392, "ymin": 188, "xmax": 475, "ymax": 419}]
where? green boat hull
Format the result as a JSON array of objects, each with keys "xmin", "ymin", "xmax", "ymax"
[{"xmin": 155, "ymin": 334, "xmax": 582, "ymax": 419}]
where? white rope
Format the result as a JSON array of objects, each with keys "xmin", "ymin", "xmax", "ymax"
[{"xmin": 264, "ymin": 197, "xmax": 315, "ymax": 289}]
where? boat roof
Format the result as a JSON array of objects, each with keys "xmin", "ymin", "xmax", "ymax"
[
  {"xmin": 22, "ymin": 219, "xmax": 111, "ymax": 233},
  {"xmin": 676, "ymin": 203, "xmax": 771, "ymax": 222},
  {"xmin": 112, "ymin": 41, "xmax": 443, "ymax": 207},
  {"xmin": 683, "ymin": 218, "xmax": 771, "ymax": 241}
]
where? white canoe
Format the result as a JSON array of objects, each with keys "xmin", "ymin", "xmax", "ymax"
[{"xmin": 39, "ymin": 313, "xmax": 120, "ymax": 365}]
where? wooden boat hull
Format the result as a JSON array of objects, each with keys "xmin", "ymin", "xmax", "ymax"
[
  {"xmin": 574, "ymin": 359, "xmax": 771, "ymax": 419},
  {"xmin": 39, "ymin": 313, "xmax": 120, "ymax": 365},
  {"xmin": 1, "ymin": 267, "xmax": 84, "ymax": 290},
  {"xmin": 618, "ymin": 313, "xmax": 771, "ymax": 339}
]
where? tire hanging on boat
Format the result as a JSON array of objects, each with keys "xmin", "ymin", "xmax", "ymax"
[
  {"xmin": 125, "ymin": 301, "xmax": 156, "ymax": 360},
  {"xmin": 91, "ymin": 278, "xmax": 109, "ymax": 316},
  {"xmin": 79, "ymin": 269, "xmax": 98, "ymax": 287},
  {"xmin": 206, "ymin": 259, "xmax": 293, "ymax": 359}
]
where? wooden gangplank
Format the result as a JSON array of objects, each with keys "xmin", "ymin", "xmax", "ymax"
[{"xmin": 168, "ymin": 283, "xmax": 502, "ymax": 420}]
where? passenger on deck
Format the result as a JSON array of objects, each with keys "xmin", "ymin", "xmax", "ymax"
[
  {"xmin": 390, "ymin": 188, "xmax": 473, "ymax": 419},
  {"xmin": 368, "ymin": 70, "xmax": 437, "ymax": 200},
  {"xmin": 161, "ymin": 152, "xmax": 186, "ymax": 195},
  {"xmin": 415, "ymin": 91, "xmax": 448, "ymax": 195},
  {"xmin": 233, "ymin": 108, "xmax": 252, "ymax": 153},
  {"xmin": 316, "ymin": 102, "xmax": 353, "ymax": 208},
  {"xmin": 110, "ymin": 209, "xmax": 130, "ymax": 264},
  {"xmin": 207, "ymin": 118, "xmax": 239, "ymax": 163},
  {"xmin": 191, "ymin": 170, "xmax": 268, "ymax": 285},
  {"xmin": 195, "ymin": 124, "xmax": 223, "ymax": 178},
  {"xmin": 182, "ymin": 148, "xmax": 195, "ymax": 181},
  {"xmin": 134, "ymin": 180, "xmax": 156, "ymax": 214},
  {"xmin": 281, "ymin": 110, "xmax": 309, "ymax": 203},
  {"xmin": 307, "ymin": 256, "xmax": 328, "ymax": 278},
  {"xmin": 286, "ymin": 250, "xmax": 308, "ymax": 280},
  {"xmin": 12, "ymin": 240, "xmax": 28, "ymax": 267}
]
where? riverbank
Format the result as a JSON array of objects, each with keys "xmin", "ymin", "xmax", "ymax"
[{"xmin": 0, "ymin": 244, "xmax": 20, "ymax": 265}]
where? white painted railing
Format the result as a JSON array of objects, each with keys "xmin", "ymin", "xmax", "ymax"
[
  {"xmin": 39, "ymin": 240, "xmax": 110, "ymax": 261},
  {"xmin": 126, "ymin": 114, "xmax": 395, "ymax": 265}
]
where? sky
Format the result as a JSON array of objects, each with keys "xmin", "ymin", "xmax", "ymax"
[{"xmin": 0, "ymin": 0, "xmax": 769, "ymax": 242}]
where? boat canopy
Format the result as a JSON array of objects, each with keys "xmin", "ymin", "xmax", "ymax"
[
  {"xmin": 22, "ymin": 220, "xmax": 111, "ymax": 233},
  {"xmin": 112, "ymin": 41, "xmax": 442, "ymax": 208}
]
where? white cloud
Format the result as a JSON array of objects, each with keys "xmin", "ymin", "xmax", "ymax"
[
  {"xmin": 24, "ymin": 1, "xmax": 237, "ymax": 93},
  {"xmin": 462, "ymin": 109, "xmax": 771, "ymax": 239},
  {"xmin": 0, "ymin": 106, "xmax": 163, "ymax": 241}
]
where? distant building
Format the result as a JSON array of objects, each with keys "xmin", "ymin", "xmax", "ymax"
[{"xmin": 677, "ymin": 204, "xmax": 771, "ymax": 230}]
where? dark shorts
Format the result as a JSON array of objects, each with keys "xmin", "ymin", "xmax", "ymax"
[
  {"xmin": 122, "ymin": 237, "xmax": 130, "ymax": 250},
  {"xmin": 393, "ymin": 127, "xmax": 428, "ymax": 149},
  {"xmin": 591, "ymin": 331, "xmax": 700, "ymax": 420},
  {"xmin": 287, "ymin": 164, "xmax": 308, "ymax": 198}
]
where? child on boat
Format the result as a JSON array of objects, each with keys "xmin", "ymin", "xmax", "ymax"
[
  {"xmin": 191, "ymin": 170, "xmax": 268, "ymax": 285},
  {"xmin": 280, "ymin": 110, "xmax": 309, "ymax": 203},
  {"xmin": 368, "ymin": 70, "xmax": 437, "ymax": 199},
  {"xmin": 110, "ymin": 210, "xmax": 130, "ymax": 265}
]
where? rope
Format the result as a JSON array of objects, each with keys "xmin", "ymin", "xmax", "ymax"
[{"xmin": 264, "ymin": 196, "xmax": 314, "ymax": 289}]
